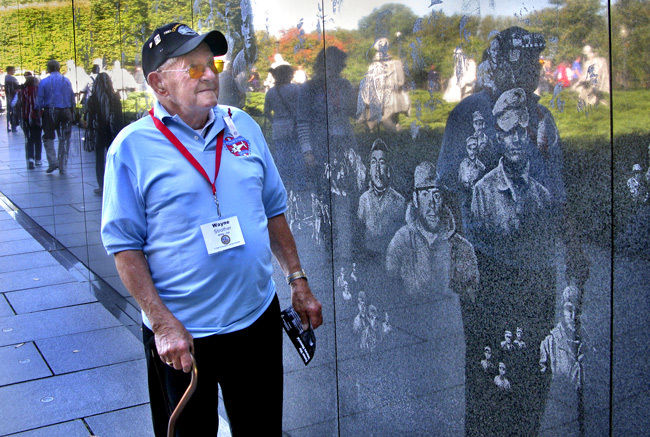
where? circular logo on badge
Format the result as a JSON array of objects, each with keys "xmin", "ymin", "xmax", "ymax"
[{"xmin": 221, "ymin": 235, "xmax": 231, "ymax": 245}]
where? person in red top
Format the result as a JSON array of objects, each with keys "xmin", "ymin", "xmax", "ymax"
[
  {"xmin": 17, "ymin": 72, "xmax": 42, "ymax": 169},
  {"xmin": 555, "ymin": 62, "xmax": 571, "ymax": 88}
]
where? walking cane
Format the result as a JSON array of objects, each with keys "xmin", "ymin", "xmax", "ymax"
[{"xmin": 167, "ymin": 354, "xmax": 198, "ymax": 437}]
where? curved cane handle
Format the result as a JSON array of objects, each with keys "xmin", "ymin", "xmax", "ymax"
[{"xmin": 167, "ymin": 354, "xmax": 198, "ymax": 437}]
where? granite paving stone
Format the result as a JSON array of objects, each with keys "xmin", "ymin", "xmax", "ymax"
[
  {"xmin": 0, "ymin": 360, "xmax": 148, "ymax": 435},
  {"xmin": 0, "ymin": 238, "xmax": 43, "ymax": 256},
  {"xmin": 0, "ymin": 264, "xmax": 77, "ymax": 293},
  {"xmin": 84, "ymin": 404, "xmax": 154, "ymax": 437},
  {"xmin": 0, "ymin": 251, "xmax": 59, "ymax": 274},
  {"xmin": 5, "ymin": 282, "xmax": 97, "ymax": 314},
  {"xmin": 0, "ymin": 293, "xmax": 14, "ymax": 317},
  {"xmin": 0, "ymin": 342, "xmax": 52, "ymax": 386},
  {"xmin": 0, "ymin": 303, "xmax": 122, "ymax": 346},
  {"xmin": 5, "ymin": 420, "xmax": 89, "ymax": 437},
  {"xmin": 36, "ymin": 326, "xmax": 143, "ymax": 374}
]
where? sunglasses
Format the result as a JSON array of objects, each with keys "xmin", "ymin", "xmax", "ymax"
[{"xmin": 158, "ymin": 58, "xmax": 224, "ymax": 79}]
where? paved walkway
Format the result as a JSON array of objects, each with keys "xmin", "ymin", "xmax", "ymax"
[{"xmin": 0, "ymin": 121, "xmax": 232, "ymax": 436}]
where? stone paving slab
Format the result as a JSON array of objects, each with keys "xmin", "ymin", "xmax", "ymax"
[
  {"xmin": 0, "ymin": 264, "xmax": 77, "ymax": 293},
  {"xmin": 0, "ymin": 227, "xmax": 33, "ymax": 243},
  {"xmin": 0, "ymin": 360, "xmax": 148, "ymax": 436},
  {"xmin": 5, "ymin": 420, "xmax": 89, "ymax": 437},
  {"xmin": 0, "ymin": 294, "xmax": 14, "ymax": 317},
  {"xmin": 36, "ymin": 326, "xmax": 143, "ymax": 375},
  {"xmin": 0, "ymin": 303, "xmax": 122, "ymax": 347},
  {"xmin": 0, "ymin": 251, "xmax": 59, "ymax": 274},
  {"xmin": 0, "ymin": 342, "xmax": 52, "ymax": 386},
  {"xmin": 84, "ymin": 404, "xmax": 153, "ymax": 437},
  {"xmin": 5, "ymin": 282, "xmax": 96, "ymax": 314},
  {"xmin": 0, "ymin": 239, "xmax": 44, "ymax": 257}
]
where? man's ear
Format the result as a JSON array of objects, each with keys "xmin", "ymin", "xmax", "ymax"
[
  {"xmin": 412, "ymin": 191, "xmax": 418, "ymax": 209},
  {"xmin": 147, "ymin": 72, "xmax": 167, "ymax": 96}
]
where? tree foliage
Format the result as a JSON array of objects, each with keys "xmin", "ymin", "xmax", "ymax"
[{"xmin": 0, "ymin": 0, "xmax": 646, "ymax": 90}]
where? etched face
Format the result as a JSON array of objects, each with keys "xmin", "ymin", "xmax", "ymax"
[
  {"xmin": 484, "ymin": 347, "xmax": 492, "ymax": 359},
  {"xmin": 516, "ymin": 328, "xmax": 523, "ymax": 340},
  {"xmin": 370, "ymin": 149, "xmax": 389, "ymax": 190},
  {"xmin": 466, "ymin": 137, "xmax": 478, "ymax": 160},
  {"xmin": 501, "ymin": 125, "xmax": 529, "ymax": 166},
  {"xmin": 473, "ymin": 118, "xmax": 485, "ymax": 133},
  {"xmin": 416, "ymin": 187, "xmax": 443, "ymax": 232},
  {"xmin": 563, "ymin": 303, "xmax": 576, "ymax": 332},
  {"xmin": 499, "ymin": 362, "xmax": 506, "ymax": 375},
  {"xmin": 504, "ymin": 331, "xmax": 512, "ymax": 343}
]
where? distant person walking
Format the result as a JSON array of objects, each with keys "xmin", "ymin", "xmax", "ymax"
[
  {"xmin": 4, "ymin": 66, "xmax": 19, "ymax": 132},
  {"xmin": 17, "ymin": 73, "xmax": 42, "ymax": 169},
  {"xmin": 87, "ymin": 72, "xmax": 122, "ymax": 194},
  {"xmin": 263, "ymin": 64, "xmax": 304, "ymax": 188},
  {"xmin": 36, "ymin": 60, "xmax": 75, "ymax": 174}
]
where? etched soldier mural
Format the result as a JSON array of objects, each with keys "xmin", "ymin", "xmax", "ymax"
[
  {"xmin": 386, "ymin": 161, "xmax": 478, "ymax": 300},
  {"xmin": 494, "ymin": 362, "xmax": 511, "ymax": 390},
  {"xmin": 356, "ymin": 37, "xmax": 410, "ymax": 131},
  {"xmin": 514, "ymin": 327, "xmax": 526, "ymax": 349},
  {"xmin": 358, "ymin": 139, "xmax": 406, "ymax": 255},
  {"xmin": 481, "ymin": 346, "xmax": 494, "ymax": 372},
  {"xmin": 540, "ymin": 285, "xmax": 584, "ymax": 389},
  {"xmin": 627, "ymin": 163, "xmax": 648, "ymax": 203},
  {"xmin": 500, "ymin": 330, "xmax": 515, "ymax": 351},
  {"xmin": 458, "ymin": 134, "xmax": 486, "ymax": 191},
  {"xmin": 437, "ymin": 26, "xmax": 590, "ymax": 435}
]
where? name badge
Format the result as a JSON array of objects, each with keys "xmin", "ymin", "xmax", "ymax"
[{"xmin": 200, "ymin": 216, "xmax": 245, "ymax": 254}]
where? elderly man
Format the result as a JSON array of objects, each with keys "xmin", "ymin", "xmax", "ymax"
[
  {"xmin": 100, "ymin": 23, "xmax": 322, "ymax": 436},
  {"xmin": 357, "ymin": 138, "xmax": 406, "ymax": 255},
  {"xmin": 36, "ymin": 60, "xmax": 75, "ymax": 174},
  {"xmin": 386, "ymin": 161, "xmax": 478, "ymax": 299}
]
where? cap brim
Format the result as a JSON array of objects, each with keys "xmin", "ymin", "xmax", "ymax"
[{"xmin": 169, "ymin": 30, "xmax": 228, "ymax": 59}]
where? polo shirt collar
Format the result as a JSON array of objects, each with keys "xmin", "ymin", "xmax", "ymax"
[{"xmin": 152, "ymin": 101, "xmax": 226, "ymax": 151}]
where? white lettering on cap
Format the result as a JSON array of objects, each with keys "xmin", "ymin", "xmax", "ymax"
[{"xmin": 154, "ymin": 34, "xmax": 161, "ymax": 46}]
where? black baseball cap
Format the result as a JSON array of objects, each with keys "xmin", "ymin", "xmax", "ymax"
[{"xmin": 142, "ymin": 23, "xmax": 228, "ymax": 77}]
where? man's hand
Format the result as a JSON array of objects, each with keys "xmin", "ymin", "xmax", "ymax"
[
  {"xmin": 290, "ymin": 278, "xmax": 322, "ymax": 330},
  {"xmin": 153, "ymin": 315, "xmax": 195, "ymax": 373}
]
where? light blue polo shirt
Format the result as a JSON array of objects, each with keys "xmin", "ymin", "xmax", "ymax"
[{"xmin": 101, "ymin": 101, "xmax": 287, "ymax": 337}]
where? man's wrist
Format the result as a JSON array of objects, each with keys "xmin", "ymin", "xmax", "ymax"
[{"xmin": 286, "ymin": 269, "xmax": 307, "ymax": 285}]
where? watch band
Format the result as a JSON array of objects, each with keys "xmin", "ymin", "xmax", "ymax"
[{"xmin": 286, "ymin": 269, "xmax": 307, "ymax": 284}]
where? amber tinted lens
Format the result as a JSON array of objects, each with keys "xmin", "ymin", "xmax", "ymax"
[
  {"xmin": 213, "ymin": 59, "xmax": 224, "ymax": 73},
  {"xmin": 187, "ymin": 64, "xmax": 205, "ymax": 79}
]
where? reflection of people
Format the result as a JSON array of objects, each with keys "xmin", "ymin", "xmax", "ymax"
[
  {"xmin": 356, "ymin": 37, "xmax": 410, "ymax": 131},
  {"xmin": 353, "ymin": 291, "xmax": 368, "ymax": 334},
  {"xmin": 17, "ymin": 73, "xmax": 42, "ymax": 169},
  {"xmin": 297, "ymin": 46, "xmax": 357, "ymax": 186},
  {"xmin": 572, "ymin": 45, "xmax": 609, "ymax": 106},
  {"xmin": 100, "ymin": 23, "xmax": 322, "ymax": 436},
  {"xmin": 36, "ymin": 60, "xmax": 75, "ymax": 174},
  {"xmin": 494, "ymin": 362, "xmax": 511, "ymax": 390},
  {"xmin": 386, "ymin": 162, "xmax": 478, "ymax": 299},
  {"xmin": 357, "ymin": 139, "xmax": 406, "ymax": 255},
  {"xmin": 264, "ymin": 64, "xmax": 305, "ymax": 188},
  {"xmin": 360, "ymin": 304, "xmax": 380, "ymax": 352},
  {"xmin": 539, "ymin": 286, "xmax": 583, "ymax": 389},
  {"xmin": 87, "ymin": 72, "xmax": 122, "ymax": 194},
  {"xmin": 4, "ymin": 66, "xmax": 19, "ymax": 131}
]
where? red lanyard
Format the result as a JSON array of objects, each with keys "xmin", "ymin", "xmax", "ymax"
[{"xmin": 149, "ymin": 109, "xmax": 224, "ymax": 213}]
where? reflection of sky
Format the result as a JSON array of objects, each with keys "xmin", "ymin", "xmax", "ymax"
[{"xmin": 253, "ymin": 0, "xmax": 556, "ymax": 36}]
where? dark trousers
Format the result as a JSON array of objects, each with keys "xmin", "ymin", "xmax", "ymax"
[
  {"xmin": 22, "ymin": 122, "xmax": 42, "ymax": 162},
  {"xmin": 94, "ymin": 133, "xmax": 110, "ymax": 188},
  {"xmin": 143, "ymin": 295, "xmax": 283, "ymax": 437},
  {"xmin": 463, "ymin": 252, "xmax": 555, "ymax": 436}
]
